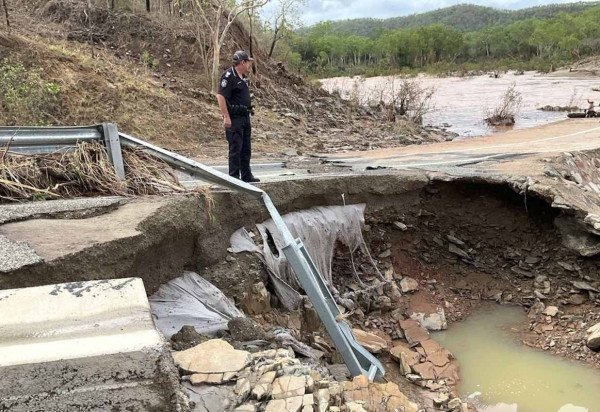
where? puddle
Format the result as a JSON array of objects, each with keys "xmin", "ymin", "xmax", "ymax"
[{"xmin": 434, "ymin": 305, "xmax": 600, "ymax": 412}]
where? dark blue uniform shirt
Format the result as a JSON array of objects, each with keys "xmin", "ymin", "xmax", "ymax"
[{"xmin": 218, "ymin": 67, "xmax": 251, "ymax": 111}]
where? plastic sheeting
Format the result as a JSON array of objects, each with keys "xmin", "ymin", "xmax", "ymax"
[
  {"xmin": 149, "ymin": 271, "xmax": 244, "ymax": 339},
  {"xmin": 229, "ymin": 204, "xmax": 376, "ymax": 309}
]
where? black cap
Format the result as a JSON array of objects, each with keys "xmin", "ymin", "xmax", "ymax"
[{"xmin": 232, "ymin": 50, "xmax": 254, "ymax": 63}]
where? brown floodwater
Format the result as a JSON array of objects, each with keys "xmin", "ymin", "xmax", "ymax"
[{"xmin": 320, "ymin": 72, "xmax": 600, "ymax": 137}]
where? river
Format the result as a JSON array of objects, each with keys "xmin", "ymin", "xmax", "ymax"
[{"xmin": 320, "ymin": 72, "xmax": 600, "ymax": 138}]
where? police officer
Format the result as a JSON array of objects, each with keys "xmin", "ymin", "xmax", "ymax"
[{"xmin": 216, "ymin": 50, "xmax": 259, "ymax": 183}]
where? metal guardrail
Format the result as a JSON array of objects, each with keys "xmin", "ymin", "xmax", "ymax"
[{"xmin": 0, "ymin": 123, "xmax": 385, "ymax": 380}]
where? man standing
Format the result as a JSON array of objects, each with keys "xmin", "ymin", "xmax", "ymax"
[{"xmin": 216, "ymin": 50, "xmax": 260, "ymax": 183}]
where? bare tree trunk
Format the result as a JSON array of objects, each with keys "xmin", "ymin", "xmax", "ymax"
[
  {"xmin": 268, "ymin": 27, "xmax": 280, "ymax": 58},
  {"xmin": 2, "ymin": 0, "xmax": 10, "ymax": 32}
]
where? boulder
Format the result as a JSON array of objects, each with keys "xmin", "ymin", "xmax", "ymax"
[
  {"xmin": 272, "ymin": 375, "xmax": 307, "ymax": 399},
  {"xmin": 265, "ymin": 396, "xmax": 304, "ymax": 412}
]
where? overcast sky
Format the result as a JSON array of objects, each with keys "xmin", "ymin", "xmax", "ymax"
[{"xmin": 298, "ymin": 0, "xmax": 599, "ymax": 25}]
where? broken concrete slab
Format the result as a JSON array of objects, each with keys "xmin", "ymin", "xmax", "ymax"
[
  {"xmin": 0, "ymin": 278, "xmax": 187, "ymax": 411},
  {"xmin": 0, "ymin": 196, "xmax": 125, "ymax": 225},
  {"xmin": 0, "ymin": 235, "xmax": 42, "ymax": 273}
]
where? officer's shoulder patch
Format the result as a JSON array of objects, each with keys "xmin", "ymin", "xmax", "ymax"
[
  {"xmin": 221, "ymin": 79, "xmax": 228, "ymax": 88},
  {"xmin": 225, "ymin": 71, "xmax": 231, "ymax": 78}
]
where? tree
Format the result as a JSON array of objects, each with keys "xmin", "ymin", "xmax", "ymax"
[
  {"xmin": 1, "ymin": 0, "xmax": 9, "ymax": 32},
  {"xmin": 265, "ymin": 0, "xmax": 305, "ymax": 58},
  {"xmin": 192, "ymin": 0, "xmax": 270, "ymax": 93}
]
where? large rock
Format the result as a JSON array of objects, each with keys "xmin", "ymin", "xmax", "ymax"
[
  {"xmin": 587, "ymin": 322, "xmax": 600, "ymax": 350},
  {"xmin": 400, "ymin": 320, "xmax": 430, "ymax": 344},
  {"xmin": 172, "ymin": 339, "xmax": 250, "ymax": 374},
  {"xmin": 352, "ymin": 329, "xmax": 388, "ymax": 353},
  {"xmin": 265, "ymin": 396, "xmax": 304, "ymax": 412}
]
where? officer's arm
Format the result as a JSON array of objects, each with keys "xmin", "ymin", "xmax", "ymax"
[{"xmin": 216, "ymin": 94, "xmax": 230, "ymax": 120}]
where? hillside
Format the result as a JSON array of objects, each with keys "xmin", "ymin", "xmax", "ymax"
[
  {"xmin": 323, "ymin": 2, "xmax": 600, "ymax": 36},
  {"xmin": 0, "ymin": 0, "xmax": 450, "ymax": 161}
]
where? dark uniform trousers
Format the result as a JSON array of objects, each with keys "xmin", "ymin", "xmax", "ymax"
[{"xmin": 226, "ymin": 114, "xmax": 252, "ymax": 181}]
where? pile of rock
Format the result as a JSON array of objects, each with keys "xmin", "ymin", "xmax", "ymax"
[{"xmin": 171, "ymin": 338, "xmax": 421, "ymax": 412}]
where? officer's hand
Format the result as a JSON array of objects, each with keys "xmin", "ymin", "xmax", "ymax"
[{"xmin": 223, "ymin": 116, "xmax": 232, "ymax": 129}]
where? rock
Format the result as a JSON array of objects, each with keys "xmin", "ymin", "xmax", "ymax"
[
  {"xmin": 446, "ymin": 234, "xmax": 465, "ymax": 246},
  {"xmin": 412, "ymin": 362, "xmax": 436, "ymax": 380},
  {"xmin": 534, "ymin": 275, "xmax": 551, "ymax": 294},
  {"xmin": 229, "ymin": 317, "xmax": 270, "ymax": 342},
  {"xmin": 390, "ymin": 344, "xmax": 420, "ymax": 366},
  {"xmin": 557, "ymin": 261, "xmax": 577, "ymax": 272},
  {"xmin": 524, "ymin": 256, "xmax": 540, "ymax": 265},
  {"xmin": 316, "ymin": 388, "xmax": 330, "ymax": 412},
  {"xmin": 568, "ymin": 294, "xmax": 586, "ymax": 305},
  {"xmin": 400, "ymin": 320, "xmax": 430, "ymax": 344},
  {"xmin": 234, "ymin": 404, "xmax": 257, "ymax": 412},
  {"xmin": 327, "ymin": 364, "xmax": 351, "ymax": 381},
  {"xmin": 587, "ymin": 322, "xmax": 600, "ymax": 350},
  {"xmin": 352, "ymin": 329, "xmax": 388, "ymax": 353},
  {"xmin": 252, "ymin": 371, "xmax": 276, "ymax": 400},
  {"xmin": 447, "ymin": 398, "xmax": 462, "ymax": 410},
  {"xmin": 265, "ymin": 396, "xmax": 304, "ymax": 412},
  {"xmin": 449, "ymin": 243, "xmax": 470, "ymax": 260},
  {"xmin": 572, "ymin": 281, "xmax": 599, "ymax": 292},
  {"xmin": 190, "ymin": 372, "xmax": 227, "ymax": 385},
  {"xmin": 400, "ymin": 277, "xmax": 419, "ymax": 293},
  {"xmin": 434, "ymin": 363, "xmax": 459, "ymax": 384},
  {"xmin": 345, "ymin": 401, "xmax": 368, "ymax": 412},
  {"xmin": 542, "ymin": 306, "xmax": 559, "ymax": 317},
  {"xmin": 393, "ymin": 221, "xmax": 408, "ymax": 231},
  {"xmin": 235, "ymin": 377, "xmax": 252, "ymax": 398},
  {"xmin": 379, "ymin": 249, "xmax": 392, "ymax": 258},
  {"xmin": 528, "ymin": 301, "xmax": 545, "ymax": 316},
  {"xmin": 409, "ymin": 308, "xmax": 447, "ymax": 331},
  {"xmin": 342, "ymin": 377, "xmax": 419, "ymax": 412},
  {"xmin": 427, "ymin": 351, "xmax": 450, "ymax": 367},
  {"xmin": 170, "ymin": 325, "xmax": 209, "ymax": 351},
  {"xmin": 433, "ymin": 392, "xmax": 449, "ymax": 407},
  {"xmin": 241, "ymin": 282, "xmax": 272, "ymax": 315},
  {"xmin": 172, "ymin": 339, "xmax": 250, "ymax": 374},
  {"xmin": 272, "ymin": 376, "xmax": 307, "ymax": 399}
]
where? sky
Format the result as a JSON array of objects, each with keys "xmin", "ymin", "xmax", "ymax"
[{"xmin": 298, "ymin": 0, "xmax": 599, "ymax": 25}]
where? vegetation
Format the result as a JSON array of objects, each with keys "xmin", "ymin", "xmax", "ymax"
[
  {"xmin": 316, "ymin": 3, "xmax": 600, "ymax": 36},
  {"xmin": 288, "ymin": 4, "xmax": 600, "ymax": 76},
  {"xmin": 0, "ymin": 60, "xmax": 62, "ymax": 125}
]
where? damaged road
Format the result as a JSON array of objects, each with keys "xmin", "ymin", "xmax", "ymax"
[{"xmin": 1, "ymin": 119, "xmax": 600, "ymax": 411}]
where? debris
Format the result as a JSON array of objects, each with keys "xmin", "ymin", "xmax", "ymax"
[
  {"xmin": 448, "ymin": 243, "xmax": 470, "ymax": 260},
  {"xmin": 393, "ymin": 221, "xmax": 408, "ymax": 231},
  {"xmin": 352, "ymin": 329, "xmax": 388, "ymax": 353},
  {"xmin": 409, "ymin": 308, "xmax": 447, "ymax": 331},
  {"xmin": 542, "ymin": 306, "xmax": 559, "ymax": 317},
  {"xmin": 170, "ymin": 325, "xmax": 209, "ymax": 351},
  {"xmin": 241, "ymin": 282, "xmax": 272, "ymax": 315},
  {"xmin": 172, "ymin": 339, "xmax": 251, "ymax": 374},
  {"xmin": 228, "ymin": 317, "xmax": 270, "ymax": 342},
  {"xmin": 400, "ymin": 276, "xmax": 419, "ymax": 293}
]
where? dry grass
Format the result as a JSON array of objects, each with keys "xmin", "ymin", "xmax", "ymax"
[{"xmin": 0, "ymin": 141, "xmax": 186, "ymax": 201}]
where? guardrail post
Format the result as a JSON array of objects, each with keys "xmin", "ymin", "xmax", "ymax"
[{"xmin": 102, "ymin": 123, "xmax": 125, "ymax": 180}]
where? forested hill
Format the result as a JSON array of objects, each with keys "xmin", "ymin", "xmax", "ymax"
[{"xmin": 321, "ymin": 2, "xmax": 600, "ymax": 36}]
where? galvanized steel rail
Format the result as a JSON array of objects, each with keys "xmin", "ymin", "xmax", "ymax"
[{"xmin": 0, "ymin": 123, "xmax": 385, "ymax": 380}]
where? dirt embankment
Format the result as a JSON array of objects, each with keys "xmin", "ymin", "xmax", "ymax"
[{"xmin": 0, "ymin": 0, "xmax": 452, "ymax": 161}]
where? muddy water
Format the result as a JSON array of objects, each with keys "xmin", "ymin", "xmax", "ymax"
[
  {"xmin": 320, "ymin": 73, "xmax": 600, "ymax": 137},
  {"xmin": 434, "ymin": 305, "xmax": 600, "ymax": 412}
]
